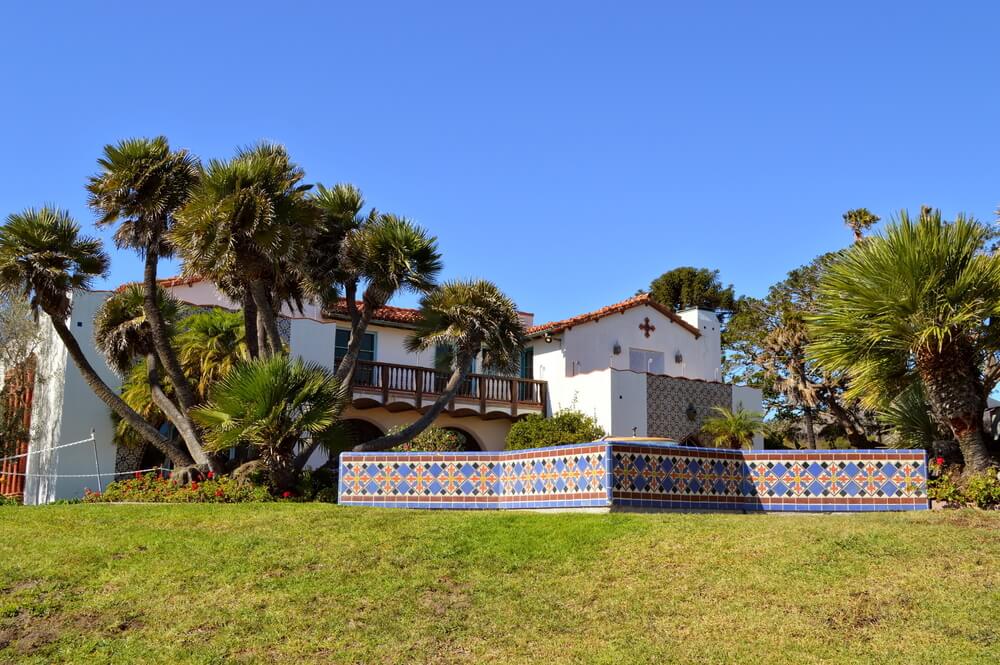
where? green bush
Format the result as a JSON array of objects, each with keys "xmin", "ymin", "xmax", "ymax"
[
  {"xmin": 505, "ymin": 410, "xmax": 606, "ymax": 450},
  {"xmin": 391, "ymin": 426, "xmax": 467, "ymax": 452},
  {"xmin": 927, "ymin": 475, "xmax": 964, "ymax": 504},
  {"xmin": 928, "ymin": 471, "xmax": 1000, "ymax": 509},
  {"xmin": 84, "ymin": 472, "xmax": 273, "ymax": 503},
  {"xmin": 964, "ymin": 472, "xmax": 1000, "ymax": 509},
  {"xmin": 0, "ymin": 495, "xmax": 20, "ymax": 506}
]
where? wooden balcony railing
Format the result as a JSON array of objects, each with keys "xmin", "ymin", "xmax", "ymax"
[{"xmin": 352, "ymin": 360, "xmax": 546, "ymax": 416}]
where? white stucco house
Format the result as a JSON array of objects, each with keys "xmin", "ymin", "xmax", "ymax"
[{"xmin": 15, "ymin": 279, "xmax": 761, "ymax": 503}]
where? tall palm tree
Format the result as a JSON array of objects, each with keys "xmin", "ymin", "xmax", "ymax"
[
  {"xmin": 93, "ymin": 285, "xmax": 217, "ymax": 468},
  {"xmin": 701, "ymin": 407, "xmax": 764, "ymax": 449},
  {"xmin": 171, "ymin": 142, "xmax": 319, "ymax": 357},
  {"xmin": 86, "ymin": 137, "xmax": 201, "ymax": 411},
  {"xmin": 810, "ymin": 208, "xmax": 1000, "ymax": 473},
  {"xmin": 299, "ymin": 183, "xmax": 372, "ymax": 310},
  {"xmin": 332, "ymin": 213, "xmax": 443, "ymax": 385},
  {"xmin": 842, "ymin": 208, "xmax": 880, "ymax": 243},
  {"xmin": 0, "ymin": 207, "xmax": 192, "ymax": 466},
  {"xmin": 350, "ymin": 280, "xmax": 525, "ymax": 454},
  {"xmin": 192, "ymin": 355, "xmax": 343, "ymax": 490}
]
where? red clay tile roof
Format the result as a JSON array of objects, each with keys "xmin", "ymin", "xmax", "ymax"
[
  {"xmin": 157, "ymin": 275, "xmax": 206, "ymax": 288},
  {"xmin": 322, "ymin": 300, "xmax": 423, "ymax": 325},
  {"xmin": 526, "ymin": 293, "xmax": 700, "ymax": 338}
]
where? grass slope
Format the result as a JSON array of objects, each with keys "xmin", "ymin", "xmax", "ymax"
[{"xmin": 0, "ymin": 506, "xmax": 998, "ymax": 664}]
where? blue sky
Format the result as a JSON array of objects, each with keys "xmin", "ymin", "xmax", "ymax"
[{"xmin": 2, "ymin": 2, "xmax": 998, "ymax": 322}]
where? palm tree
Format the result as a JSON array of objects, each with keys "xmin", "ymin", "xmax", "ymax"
[
  {"xmin": 350, "ymin": 280, "xmax": 525, "ymax": 454},
  {"xmin": 700, "ymin": 407, "xmax": 764, "ymax": 449},
  {"xmin": 810, "ymin": 208, "xmax": 1000, "ymax": 473},
  {"xmin": 86, "ymin": 137, "xmax": 201, "ymax": 411},
  {"xmin": 300, "ymin": 183, "xmax": 372, "ymax": 310},
  {"xmin": 332, "ymin": 213, "xmax": 443, "ymax": 385},
  {"xmin": 0, "ymin": 207, "xmax": 192, "ymax": 466},
  {"xmin": 191, "ymin": 355, "xmax": 343, "ymax": 490},
  {"xmin": 93, "ymin": 284, "xmax": 218, "ymax": 469},
  {"xmin": 174, "ymin": 308, "xmax": 249, "ymax": 401},
  {"xmin": 171, "ymin": 142, "xmax": 319, "ymax": 357},
  {"xmin": 115, "ymin": 308, "xmax": 249, "ymax": 451},
  {"xmin": 842, "ymin": 208, "xmax": 880, "ymax": 243}
]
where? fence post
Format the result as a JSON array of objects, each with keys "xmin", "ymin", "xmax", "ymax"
[{"xmin": 90, "ymin": 429, "xmax": 102, "ymax": 493}]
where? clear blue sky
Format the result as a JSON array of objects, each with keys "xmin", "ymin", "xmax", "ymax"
[{"xmin": 2, "ymin": 2, "xmax": 998, "ymax": 321}]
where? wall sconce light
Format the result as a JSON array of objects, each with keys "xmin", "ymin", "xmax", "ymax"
[
  {"xmin": 544, "ymin": 332, "xmax": 553, "ymax": 343},
  {"xmin": 674, "ymin": 351, "xmax": 684, "ymax": 364},
  {"xmin": 685, "ymin": 403, "xmax": 697, "ymax": 422},
  {"xmin": 612, "ymin": 342, "xmax": 622, "ymax": 355}
]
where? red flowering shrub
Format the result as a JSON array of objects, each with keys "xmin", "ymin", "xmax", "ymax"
[{"xmin": 83, "ymin": 473, "xmax": 272, "ymax": 503}]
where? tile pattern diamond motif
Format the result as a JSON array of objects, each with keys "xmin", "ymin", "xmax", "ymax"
[
  {"xmin": 611, "ymin": 443, "xmax": 927, "ymax": 512},
  {"xmin": 645, "ymin": 375, "xmax": 732, "ymax": 444},
  {"xmin": 339, "ymin": 443, "xmax": 610, "ymax": 509},
  {"xmin": 339, "ymin": 441, "xmax": 928, "ymax": 512}
]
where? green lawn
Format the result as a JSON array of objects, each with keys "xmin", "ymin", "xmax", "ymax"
[{"xmin": 0, "ymin": 506, "xmax": 997, "ymax": 664}]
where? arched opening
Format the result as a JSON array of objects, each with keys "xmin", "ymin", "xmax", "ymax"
[
  {"xmin": 340, "ymin": 419, "xmax": 385, "ymax": 450},
  {"xmin": 441, "ymin": 426, "xmax": 482, "ymax": 451}
]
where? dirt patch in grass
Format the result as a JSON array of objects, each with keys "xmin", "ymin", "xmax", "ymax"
[
  {"xmin": 0, "ymin": 609, "xmax": 143, "ymax": 655},
  {"xmin": 420, "ymin": 575, "xmax": 472, "ymax": 618}
]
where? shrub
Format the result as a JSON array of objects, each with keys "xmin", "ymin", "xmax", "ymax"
[
  {"xmin": 927, "ymin": 470, "xmax": 1000, "ymax": 509},
  {"xmin": 505, "ymin": 409, "xmax": 606, "ymax": 450},
  {"xmin": 83, "ymin": 472, "xmax": 273, "ymax": 503},
  {"xmin": 391, "ymin": 426, "xmax": 467, "ymax": 452},
  {"xmin": 964, "ymin": 472, "xmax": 1000, "ymax": 509},
  {"xmin": 0, "ymin": 495, "xmax": 20, "ymax": 506}
]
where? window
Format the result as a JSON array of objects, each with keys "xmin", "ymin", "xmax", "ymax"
[
  {"xmin": 629, "ymin": 348, "xmax": 664, "ymax": 374},
  {"xmin": 335, "ymin": 329, "xmax": 375, "ymax": 368}
]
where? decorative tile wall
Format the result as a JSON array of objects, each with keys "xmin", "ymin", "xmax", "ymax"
[
  {"xmin": 339, "ymin": 443, "xmax": 610, "ymax": 509},
  {"xmin": 339, "ymin": 441, "xmax": 928, "ymax": 512},
  {"xmin": 611, "ymin": 443, "xmax": 927, "ymax": 512},
  {"xmin": 646, "ymin": 376, "xmax": 732, "ymax": 444}
]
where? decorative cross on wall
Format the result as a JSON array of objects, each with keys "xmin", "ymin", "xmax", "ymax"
[{"xmin": 639, "ymin": 317, "xmax": 656, "ymax": 338}]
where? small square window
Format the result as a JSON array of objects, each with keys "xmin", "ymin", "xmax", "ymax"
[{"xmin": 77, "ymin": 321, "xmax": 83, "ymax": 327}]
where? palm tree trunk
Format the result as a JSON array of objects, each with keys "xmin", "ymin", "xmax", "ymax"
[
  {"xmin": 355, "ymin": 362, "xmax": 470, "ymax": 452},
  {"xmin": 144, "ymin": 354, "xmax": 214, "ymax": 468},
  {"xmin": 249, "ymin": 279, "xmax": 282, "ymax": 357},
  {"xmin": 242, "ymin": 288, "xmax": 259, "ymax": 360},
  {"xmin": 333, "ymin": 306, "xmax": 375, "ymax": 386},
  {"xmin": 142, "ymin": 249, "xmax": 214, "ymax": 465},
  {"xmin": 142, "ymin": 248, "xmax": 198, "ymax": 410},
  {"xmin": 49, "ymin": 317, "xmax": 193, "ymax": 467},
  {"xmin": 918, "ymin": 338, "xmax": 998, "ymax": 473},
  {"xmin": 824, "ymin": 397, "xmax": 868, "ymax": 447},
  {"xmin": 802, "ymin": 406, "xmax": 817, "ymax": 449}
]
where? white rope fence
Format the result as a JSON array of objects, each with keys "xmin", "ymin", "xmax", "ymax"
[
  {"xmin": 1, "ymin": 431, "xmax": 172, "ymax": 494},
  {"xmin": 0, "ymin": 467, "xmax": 168, "ymax": 479},
  {"xmin": 0, "ymin": 435, "xmax": 100, "ymax": 463}
]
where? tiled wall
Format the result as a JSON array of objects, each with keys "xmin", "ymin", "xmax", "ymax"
[
  {"xmin": 646, "ymin": 375, "xmax": 732, "ymax": 444},
  {"xmin": 339, "ymin": 443, "xmax": 610, "ymax": 509},
  {"xmin": 612, "ymin": 443, "xmax": 927, "ymax": 512},
  {"xmin": 339, "ymin": 441, "xmax": 927, "ymax": 512}
]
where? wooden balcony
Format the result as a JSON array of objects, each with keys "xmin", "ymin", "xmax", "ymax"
[{"xmin": 350, "ymin": 360, "xmax": 546, "ymax": 419}]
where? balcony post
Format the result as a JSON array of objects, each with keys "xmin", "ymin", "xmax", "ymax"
[
  {"xmin": 479, "ymin": 376, "xmax": 487, "ymax": 415},
  {"xmin": 415, "ymin": 368, "xmax": 423, "ymax": 410},
  {"xmin": 381, "ymin": 363, "xmax": 390, "ymax": 404},
  {"xmin": 510, "ymin": 378, "xmax": 518, "ymax": 417}
]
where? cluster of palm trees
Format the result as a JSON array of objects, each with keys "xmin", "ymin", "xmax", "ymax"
[
  {"xmin": 0, "ymin": 137, "xmax": 526, "ymax": 490},
  {"xmin": 810, "ymin": 208, "xmax": 1000, "ymax": 475}
]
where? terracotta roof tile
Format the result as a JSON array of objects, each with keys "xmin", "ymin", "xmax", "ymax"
[
  {"xmin": 526, "ymin": 293, "xmax": 700, "ymax": 338},
  {"xmin": 322, "ymin": 300, "xmax": 423, "ymax": 325}
]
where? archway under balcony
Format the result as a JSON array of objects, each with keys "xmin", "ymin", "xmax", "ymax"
[{"xmin": 440, "ymin": 426, "xmax": 483, "ymax": 451}]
